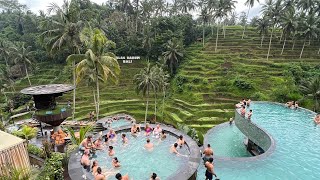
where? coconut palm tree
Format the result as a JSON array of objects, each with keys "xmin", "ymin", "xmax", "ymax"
[
  {"xmin": 66, "ymin": 125, "xmax": 93, "ymax": 145},
  {"xmin": 151, "ymin": 65, "xmax": 161, "ymax": 122},
  {"xmin": 40, "ymin": 0, "xmax": 83, "ymax": 120},
  {"xmin": 299, "ymin": 13, "xmax": 320, "ymax": 58},
  {"xmin": 67, "ymin": 28, "xmax": 120, "ymax": 121},
  {"xmin": 10, "ymin": 43, "xmax": 34, "ymax": 86},
  {"xmin": 198, "ymin": 0, "xmax": 210, "ymax": 47},
  {"xmin": 300, "ymin": 76, "xmax": 320, "ymax": 112},
  {"xmin": 262, "ymin": 0, "xmax": 283, "ymax": 60},
  {"xmin": 242, "ymin": 0, "xmax": 260, "ymax": 39},
  {"xmin": 279, "ymin": 9, "xmax": 297, "ymax": 55},
  {"xmin": 297, "ymin": 0, "xmax": 315, "ymax": 13},
  {"xmin": 13, "ymin": 125, "xmax": 37, "ymax": 145},
  {"xmin": 134, "ymin": 63, "xmax": 158, "ymax": 123},
  {"xmin": 256, "ymin": 17, "xmax": 269, "ymax": 47},
  {"xmin": 0, "ymin": 41, "xmax": 10, "ymax": 67},
  {"xmin": 214, "ymin": 0, "xmax": 235, "ymax": 52},
  {"xmin": 177, "ymin": 0, "xmax": 196, "ymax": 14},
  {"xmin": 142, "ymin": 28, "xmax": 154, "ymax": 60},
  {"xmin": 162, "ymin": 39, "xmax": 184, "ymax": 75}
]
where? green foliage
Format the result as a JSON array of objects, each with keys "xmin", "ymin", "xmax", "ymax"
[
  {"xmin": 250, "ymin": 92, "xmax": 268, "ymax": 101},
  {"xmin": 0, "ymin": 165, "xmax": 30, "ymax": 180},
  {"xmin": 66, "ymin": 125, "xmax": 93, "ymax": 145},
  {"xmin": 177, "ymin": 123, "xmax": 202, "ymax": 145},
  {"xmin": 10, "ymin": 94, "xmax": 31, "ymax": 109},
  {"xmin": 233, "ymin": 78, "xmax": 253, "ymax": 90},
  {"xmin": 27, "ymin": 144, "xmax": 45, "ymax": 159},
  {"xmin": 13, "ymin": 125, "xmax": 37, "ymax": 142},
  {"xmin": 0, "ymin": 121, "xmax": 4, "ymax": 131},
  {"xmin": 39, "ymin": 152, "xmax": 64, "ymax": 180}
]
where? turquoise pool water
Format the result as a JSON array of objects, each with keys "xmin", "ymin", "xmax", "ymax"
[
  {"xmin": 92, "ymin": 132, "xmax": 189, "ymax": 180},
  {"xmin": 198, "ymin": 102, "xmax": 319, "ymax": 179},
  {"xmin": 107, "ymin": 118, "xmax": 131, "ymax": 129}
]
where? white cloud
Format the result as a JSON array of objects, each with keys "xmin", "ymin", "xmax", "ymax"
[{"xmin": 18, "ymin": 0, "xmax": 262, "ymax": 19}]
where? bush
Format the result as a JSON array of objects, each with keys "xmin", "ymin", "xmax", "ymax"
[
  {"xmin": 39, "ymin": 152, "xmax": 64, "ymax": 180},
  {"xmin": 11, "ymin": 94, "xmax": 32, "ymax": 109},
  {"xmin": 233, "ymin": 79, "xmax": 253, "ymax": 89},
  {"xmin": 27, "ymin": 144, "xmax": 45, "ymax": 158},
  {"xmin": 250, "ymin": 92, "xmax": 268, "ymax": 101}
]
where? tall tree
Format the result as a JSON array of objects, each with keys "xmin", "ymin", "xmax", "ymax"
[
  {"xmin": 10, "ymin": 43, "xmax": 34, "ymax": 86},
  {"xmin": 279, "ymin": 9, "xmax": 297, "ymax": 55},
  {"xmin": 256, "ymin": 17, "xmax": 269, "ymax": 47},
  {"xmin": 0, "ymin": 41, "xmax": 11, "ymax": 67},
  {"xmin": 162, "ymin": 39, "xmax": 184, "ymax": 75},
  {"xmin": 299, "ymin": 13, "xmax": 320, "ymax": 58},
  {"xmin": 67, "ymin": 28, "xmax": 120, "ymax": 121},
  {"xmin": 242, "ymin": 0, "xmax": 259, "ymax": 39},
  {"xmin": 177, "ymin": 0, "xmax": 196, "ymax": 14},
  {"xmin": 134, "ymin": 63, "xmax": 158, "ymax": 123},
  {"xmin": 40, "ymin": 0, "xmax": 83, "ymax": 120},
  {"xmin": 198, "ymin": 0, "xmax": 210, "ymax": 47}
]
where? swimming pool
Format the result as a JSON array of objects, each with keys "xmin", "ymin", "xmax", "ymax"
[
  {"xmin": 198, "ymin": 102, "xmax": 320, "ymax": 179},
  {"xmin": 107, "ymin": 118, "xmax": 132, "ymax": 129},
  {"xmin": 68, "ymin": 125, "xmax": 200, "ymax": 180}
]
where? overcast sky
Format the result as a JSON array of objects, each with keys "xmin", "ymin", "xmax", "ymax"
[{"xmin": 18, "ymin": 0, "xmax": 262, "ymax": 20}]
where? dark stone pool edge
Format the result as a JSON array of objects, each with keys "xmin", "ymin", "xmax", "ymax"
[{"xmin": 68, "ymin": 123, "xmax": 201, "ymax": 180}]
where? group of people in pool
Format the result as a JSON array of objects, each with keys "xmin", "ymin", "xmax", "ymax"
[
  {"xmin": 285, "ymin": 101, "xmax": 299, "ymax": 109},
  {"xmin": 79, "ymin": 123, "xmax": 187, "ymax": 179},
  {"xmin": 236, "ymin": 99, "xmax": 253, "ymax": 120}
]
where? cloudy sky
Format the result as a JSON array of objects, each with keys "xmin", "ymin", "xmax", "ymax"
[{"xmin": 18, "ymin": 0, "xmax": 262, "ymax": 20}]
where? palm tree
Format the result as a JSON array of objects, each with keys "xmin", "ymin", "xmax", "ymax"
[
  {"xmin": 279, "ymin": 9, "xmax": 297, "ymax": 55},
  {"xmin": 256, "ymin": 17, "xmax": 269, "ymax": 47},
  {"xmin": 40, "ymin": 0, "xmax": 83, "ymax": 120},
  {"xmin": 67, "ymin": 28, "xmax": 120, "ymax": 121},
  {"xmin": 214, "ymin": 0, "xmax": 235, "ymax": 52},
  {"xmin": 162, "ymin": 39, "xmax": 184, "ymax": 75},
  {"xmin": 10, "ymin": 43, "xmax": 34, "ymax": 86},
  {"xmin": 299, "ymin": 13, "xmax": 320, "ymax": 58},
  {"xmin": 0, "ymin": 41, "xmax": 10, "ymax": 67},
  {"xmin": 134, "ymin": 63, "xmax": 158, "ymax": 123},
  {"xmin": 151, "ymin": 65, "xmax": 161, "ymax": 122},
  {"xmin": 13, "ymin": 125, "xmax": 37, "ymax": 145},
  {"xmin": 177, "ymin": 0, "xmax": 196, "ymax": 14},
  {"xmin": 66, "ymin": 125, "xmax": 93, "ymax": 145},
  {"xmin": 300, "ymin": 76, "xmax": 320, "ymax": 112},
  {"xmin": 142, "ymin": 28, "xmax": 154, "ymax": 60},
  {"xmin": 198, "ymin": 0, "xmax": 210, "ymax": 47},
  {"xmin": 262, "ymin": 0, "xmax": 283, "ymax": 60},
  {"xmin": 242, "ymin": 0, "xmax": 260, "ymax": 39},
  {"xmin": 297, "ymin": 0, "xmax": 315, "ymax": 13}
]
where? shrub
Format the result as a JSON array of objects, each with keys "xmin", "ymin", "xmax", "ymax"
[
  {"xmin": 191, "ymin": 77, "xmax": 201, "ymax": 84},
  {"xmin": 233, "ymin": 79, "xmax": 253, "ymax": 89},
  {"xmin": 39, "ymin": 152, "xmax": 64, "ymax": 180},
  {"xmin": 250, "ymin": 92, "xmax": 268, "ymax": 101},
  {"xmin": 27, "ymin": 144, "xmax": 45, "ymax": 158}
]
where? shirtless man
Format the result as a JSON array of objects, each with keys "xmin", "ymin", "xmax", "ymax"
[
  {"xmin": 144, "ymin": 139, "xmax": 154, "ymax": 150},
  {"xmin": 203, "ymin": 144, "xmax": 214, "ymax": 162},
  {"xmin": 95, "ymin": 167, "xmax": 105, "ymax": 180},
  {"xmin": 94, "ymin": 137, "xmax": 103, "ymax": 150},
  {"xmin": 115, "ymin": 173, "xmax": 129, "ymax": 180},
  {"xmin": 314, "ymin": 114, "xmax": 320, "ymax": 124},
  {"xmin": 286, "ymin": 101, "xmax": 294, "ymax": 108},
  {"xmin": 131, "ymin": 123, "xmax": 141, "ymax": 135},
  {"xmin": 246, "ymin": 99, "xmax": 251, "ymax": 106},
  {"xmin": 112, "ymin": 157, "xmax": 121, "ymax": 167},
  {"xmin": 170, "ymin": 143, "xmax": 180, "ymax": 155},
  {"xmin": 121, "ymin": 134, "xmax": 128, "ymax": 144},
  {"xmin": 247, "ymin": 110, "xmax": 253, "ymax": 120},
  {"xmin": 205, "ymin": 158, "xmax": 217, "ymax": 180},
  {"xmin": 240, "ymin": 106, "xmax": 246, "ymax": 117},
  {"xmin": 80, "ymin": 135, "xmax": 95, "ymax": 151},
  {"xmin": 153, "ymin": 124, "xmax": 162, "ymax": 138},
  {"xmin": 108, "ymin": 146, "xmax": 115, "ymax": 156},
  {"xmin": 80, "ymin": 150, "xmax": 90, "ymax": 168},
  {"xmin": 177, "ymin": 135, "xmax": 185, "ymax": 147},
  {"xmin": 294, "ymin": 102, "xmax": 299, "ymax": 109}
]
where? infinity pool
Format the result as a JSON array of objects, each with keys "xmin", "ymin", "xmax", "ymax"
[
  {"xmin": 93, "ymin": 131, "xmax": 189, "ymax": 180},
  {"xmin": 108, "ymin": 118, "xmax": 131, "ymax": 129},
  {"xmin": 198, "ymin": 102, "xmax": 319, "ymax": 179}
]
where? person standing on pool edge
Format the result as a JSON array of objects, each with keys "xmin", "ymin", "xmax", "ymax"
[
  {"xmin": 247, "ymin": 110, "xmax": 253, "ymax": 120},
  {"xmin": 205, "ymin": 157, "xmax": 217, "ymax": 180}
]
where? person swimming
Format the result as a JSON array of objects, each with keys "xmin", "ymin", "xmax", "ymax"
[
  {"xmin": 177, "ymin": 135, "xmax": 185, "ymax": 148},
  {"xmin": 144, "ymin": 138, "xmax": 154, "ymax": 150},
  {"xmin": 131, "ymin": 123, "xmax": 141, "ymax": 135},
  {"xmin": 121, "ymin": 134, "xmax": 128, "ymax": 144},
  {"xmin": 108, "ymin": 146, "xmax": 115, "ymax": 156},
  {"xmin": 80, "ymin": 149, "xmax": 91, "ymax": 170},
  {"xmin": 246, "ymin": 99, "xmax": 251, "ymax": 106},
  {"xmin": 160, "ymin": 130, "xmax": 166, "ymax": 140},
  {"xmin": 94, "ymin": 167, "xmax": 105, "ymax": 180},
  {"xmin": 170, "ymin": 143, "xmax": 181, "ymax": 155},
  {"xmin": 115, "ymin": 173, "xmax": 129, "ymax": 180},
  {"xmin": 104, "ymin": 136, "xmax": 109, "ymax": 144},
  {"xmin": 294, "ymin": 102, "xmax": 299, "ymax": 109},
  {"xmin": 107, "ymin": 129, "xmax": 117, "ymax": 141},
  {"xmin": 112, "ymin": 157, "xmax": 121, "ymax": 167},
  {"xmin": 79, "ymin": 135, "xmax": 95, "ymax": 151},
  {"xmin": 314, "ymin": 114, "xmax": 320, "ymax": 124},
  {"xmin": 153, "ymin": 124, "xmax": 162, "ymax": 138},
  {"xmin": 150, "ymin": 172, "xmax": 160, "ymax": 180},
  {"xmin": 145, "ymin": 123, "xmax": 153, "ymax": 136},
  {"xmin": 94, "ymin": 137, "xmax": 103, "ymax": 150},
  {"xmin": 92, "ymin": 160, "xmax": 99, "ymax": 176}
]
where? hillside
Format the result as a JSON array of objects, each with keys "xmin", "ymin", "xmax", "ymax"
[{"xmin": 9, "ymin": 26, "xmax": 320, "ymax": 135}]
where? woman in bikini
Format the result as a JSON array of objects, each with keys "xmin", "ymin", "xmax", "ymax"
[
  {"xmin": 145, "ymin": 123, "xmax": 153, "ymax": 136},
  {"xmin": 107, "ymin": 129, "xmax": 117, "ymax": 142}
]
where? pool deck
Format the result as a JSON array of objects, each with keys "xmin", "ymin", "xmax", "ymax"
[{"xmin": 68, "ymin": 123, "xmax": 201, "ymax": 180}]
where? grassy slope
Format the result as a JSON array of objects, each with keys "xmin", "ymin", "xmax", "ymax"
[
  {"xmin": 9, "ymin": 26, "xmax": 320, "ymax": 135},
  {"xmin": 166, "ymin": 26, "xmax": 320, "ymax": 133}
]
